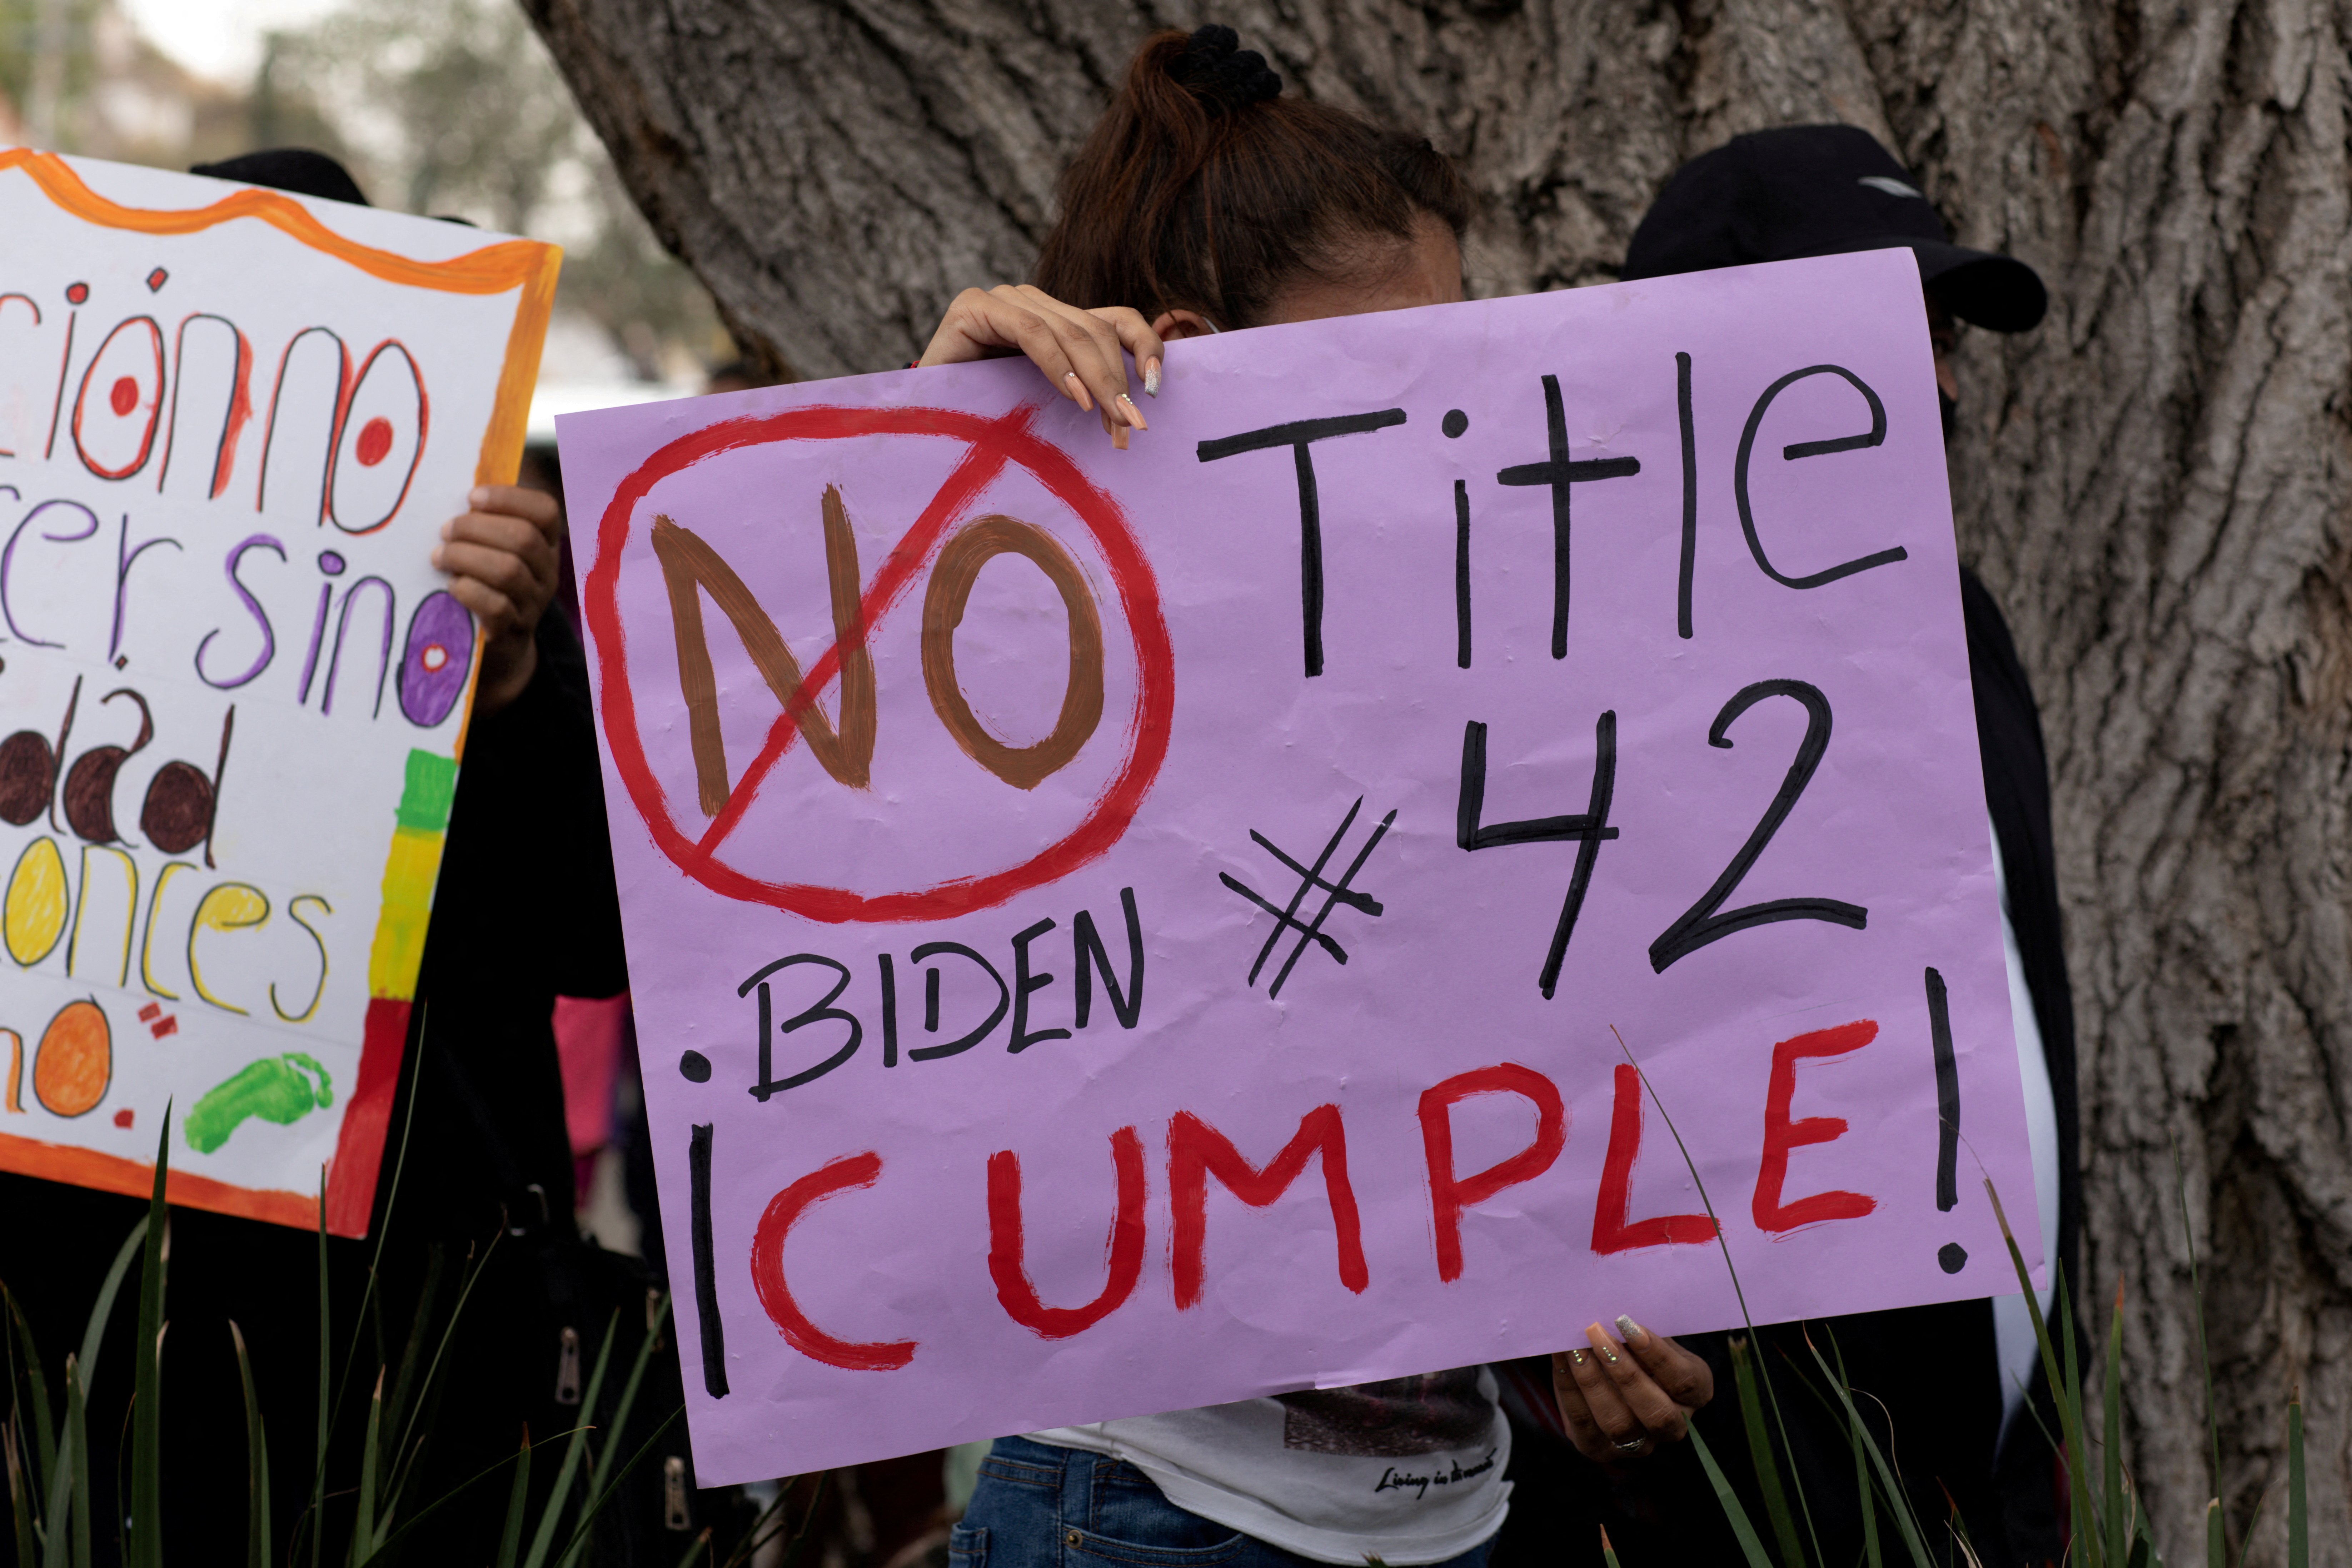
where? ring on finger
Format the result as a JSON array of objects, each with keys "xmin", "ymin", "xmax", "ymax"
[{"xmin": 1611, "ymin": 1437, "xmax": 1647, "ymax": 1453}]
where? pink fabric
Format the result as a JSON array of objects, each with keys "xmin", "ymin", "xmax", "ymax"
[{"xmin": 552, "ymin": 992, "xmax": 630, "ymax": 1158}]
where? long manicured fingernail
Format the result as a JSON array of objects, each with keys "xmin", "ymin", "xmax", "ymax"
[
  {"xmin": 1063, "ymin": 372, "xmax": 1092, "ymax": 412},
  {"xmin": 1112, "ymin": 425, "xmax": 1130, "ymax": 451},
  {"xmin": 1589, "ymin": 1324, "xmax": 1619, "ymax": 1363},
  {"xmin": 1143, "ymin": 359, "xmax": 1161, "ymax": 397},
  {"xmin": 1616, "ymin": 1315, "xmax": 1646, "ymax": 1346},
  {"xmin": 1116, "ymin": 392, "xmax": 1148, "ymax": 430},
  {"xmin": 1569, "ymin": 1348, "xmax": 1587, "ymax": 1367}
]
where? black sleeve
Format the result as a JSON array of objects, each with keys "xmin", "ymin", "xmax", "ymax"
[{"xmin": 420, "ymin": 611, "xmax": 629, "ymax": 1006}]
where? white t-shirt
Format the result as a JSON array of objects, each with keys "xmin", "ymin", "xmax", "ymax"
[
  {"xmin": 1987, "ymin": 822, "xmax": 2062, "ymax": 1439},
  {"xmin": 1030, "ymin": 1367, "xmax": 1511, "ymax": 1565}
]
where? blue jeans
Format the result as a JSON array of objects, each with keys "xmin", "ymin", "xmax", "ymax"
[{"xmin": 953, "ymin": 1435, "xmax": 1495, "ymax": 1568}]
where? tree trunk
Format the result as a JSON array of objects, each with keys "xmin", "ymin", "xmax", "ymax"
[{"xmin": 520, "ymin": 0, "xmax": 2352, "ymax": 1555}]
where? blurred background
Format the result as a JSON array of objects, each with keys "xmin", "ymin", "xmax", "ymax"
[{"xmin": 0, "ymin": 0, "xmax": 731, "ymax": 432}]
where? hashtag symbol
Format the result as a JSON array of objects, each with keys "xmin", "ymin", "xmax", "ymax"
[{"xmin": 1219, "ymin": 797, "xmax": 1397, "ymax": 999}]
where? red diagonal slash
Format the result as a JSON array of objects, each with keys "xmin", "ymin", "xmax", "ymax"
[
  {"xmin": 585, "ymin": 400, "xmax": 1174, "ymax": 925},
  {"xmin": 690, "ymin": 419, "xmax": 1020, "ymax": 862}
]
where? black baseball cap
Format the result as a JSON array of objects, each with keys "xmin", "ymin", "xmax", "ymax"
[{"xmin": 1623, "ymin": 125, "xmax": 2045, "ymax": 333}]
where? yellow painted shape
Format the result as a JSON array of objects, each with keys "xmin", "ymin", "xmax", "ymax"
[
  {"xmin": 367, "ymin": 826, "xmax": 443, "ymax": 1000},
  {"xmin": 271, "ymin": 893, "xmax": 333, "ymax": 1024},
  {"xmin": 67, "ymin": 845, "xmax": 138, "ymax": 988},
  {"xmin": 4, "ymin": 837, "xmax": 69, "ymax": 968},
  {"xmin": 140, "ymin": 861, "xmax": 195, "ymax": 999},
  {"xmin": 189, "ymin": 882, "xmax": 271, "ymax": 1015}
]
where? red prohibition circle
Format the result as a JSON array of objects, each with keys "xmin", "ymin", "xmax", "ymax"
[{"xmin": 585, "ymin": 403, "xmax": 1175, "ymax": 924}]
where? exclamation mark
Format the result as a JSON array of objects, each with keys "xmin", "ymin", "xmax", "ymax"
[
  {"xmin": 688, "ymin": 1122, "xmax": 729, "ymax": 1397},
  {"xmin": 1442, "ymin": 407, "xmax": 1471, "ymax": 669},
  {"xmin": 1924, "ymin": 966, "xmax": 1966, "ymax": 1273}
]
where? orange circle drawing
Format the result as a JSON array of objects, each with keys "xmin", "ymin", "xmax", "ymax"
[{"xmin": 32, "ymin": 999, "xmax": 110, "ymax": 1118}]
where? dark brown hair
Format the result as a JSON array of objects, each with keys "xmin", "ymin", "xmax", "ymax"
[{"xmin": 1032, "ymin": 28, "xmax": 1471, "ymax": 330}]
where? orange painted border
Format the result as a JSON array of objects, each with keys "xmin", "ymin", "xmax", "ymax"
[
  {"xmin": 0, "ymin": 1125, "xmax": 317, "ymax": 1229},
  {"xmin": 0, "ymin": 147, "xmax": 561, "ymax": 486},
  {"xmin": 0, "ymin": 148, "xmax": 561, "ymax": 1233}
]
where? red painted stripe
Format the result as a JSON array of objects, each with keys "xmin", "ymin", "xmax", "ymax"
[{"xmin": 323, "ymin": 996, "xmax": 412, "ymax": 1238}]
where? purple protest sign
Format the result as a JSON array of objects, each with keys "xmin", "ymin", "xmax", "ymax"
[{"xmin": 556, "ymin": 248, "xmax": 2043, "ymax": 1484}]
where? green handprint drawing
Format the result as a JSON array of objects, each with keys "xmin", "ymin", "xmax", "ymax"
[{"xmin": 186, "ymin": 1053, "xmax": 335, "ymax": 1154}]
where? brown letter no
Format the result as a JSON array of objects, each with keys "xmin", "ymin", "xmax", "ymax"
[
  {"xmin": 922, "ymin": 517, "xmax": 1104, "ymax": 790},
  {"xmin": 651, "ymin": 487, "xmax": 877, "ymax": 814}
]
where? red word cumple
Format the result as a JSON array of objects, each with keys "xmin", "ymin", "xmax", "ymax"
[{"xmin": 729, "ymin": 1023, "xmax": 1882, "ymax": 1376}]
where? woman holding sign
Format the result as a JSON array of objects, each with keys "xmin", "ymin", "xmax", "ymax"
[{"xmin": 915, "ymin": 28, "xmax": 1717, "ymax": 1568}]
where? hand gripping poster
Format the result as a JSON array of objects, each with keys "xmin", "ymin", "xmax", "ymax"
[
  {"xmin": 0, "ymin": 149, "xmax": 557, "ymax": 1235},
  {"xmin": 558, "ymin": 248, "xmax": 2047, "ymax": 1481}
]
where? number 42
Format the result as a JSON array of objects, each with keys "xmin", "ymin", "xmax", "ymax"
[{"xmin": 1456, "ymin": 677, "xmax": 1868, "ymax": 996}]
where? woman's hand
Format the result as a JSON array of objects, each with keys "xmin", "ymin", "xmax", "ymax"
[
  {"xmin": 1551, "ymin": 1316, "xmax": 1714, "ymax": 1465},
  {"xmin": 432, "ymin": 483, "xmax": 561, "ymax": 718},
  {"xmin": 918, "ymin": 285, "xmax": 1164, "ymax": 446}
]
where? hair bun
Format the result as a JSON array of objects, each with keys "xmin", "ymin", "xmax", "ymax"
[{"xmin": 1170, "ymin": 24, "xmax": 1282, "ymax": 116}]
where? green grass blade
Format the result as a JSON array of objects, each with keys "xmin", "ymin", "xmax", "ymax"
[
  {"xmin": 1599, "ymin": 1524, "xmax": 1622, "ymax": 1568},
  {"xmin": 544, "ymin": 1406, "xmax": 683, "ymax": 1568},
  {"xmin": 494, "ymin": 1432, "xmax": 533, "ymax": 1568},
  {"xmin": 43, "ymin": 1213, "xmax": 143, "ymax": 1568},
  {"xmin": 2287, "ymin": 1392, "xmax": 2306, "ymax": 1568},
  {"xmin": 378, "ymin": 1246, "xmax": 444, "ymax": 1465},
  {"xmin": 2058, "ymin": 1272, "xmax": 2096, "ymax": 1563},
  {"xmin": 2174, "ymin": 1149, "xmax": 2225, "ymax": 1543},
  {"xmin": 57, "ymin": 1355, "xmax": 90, "ymax": 1568},
  {"xmin": 6, "ymin": 1288, "xmax": 57, "ymax": 1497},
  {"xmin": 6, "ymin": 1415, "xmax": 41, "ymax": 1568},
  {"xmin": 1843, "ymin": 1357, "xmax": 1881, "ymax": 1567},
  {"xmin": 1686, "ymin": 1422, "xmax": 1777, "ymax": 1568},
  {"xmin": 352, "ymin": 1369, "xmax": 384, "ymax": 1561},
  {"xmin": 2205, "ymin": 1499, "xmax": 2223, "ymax": 1568},
  {"xmin": 129, "ymin": 1108, "xmax": 171, "ymax": 1568},
  {"xmin": 767, "ymin": 1472, "xmax": 833, "ymax": 1568},
  {"xmin": 312, "ymin": 1170, "xmax": 329, "ymax": 1568},
  {"xmin": 1797, "ymin": 1335, "xmax": 1933, "ymax": 1568},
  {"xmin": 556, "ymin": 1295, "xmax": 673, "ymax": 1568},
  {"xmin": 716, "ymin": 1475, "xmax": 797, "ymax": 1568},
  {"xmin": 674, "ymin": 1529, "xmax": 712, "ymax": 1568},
  {"xmin": 2104, "ymin": 1280, "xmax": 2126, "ymax": 1568},
  {"xmin": 523, "ymin": 1312, "xmax": 619, "ymax": 1568},
  {"xmin": 1984, "ymin": 1183, "xmax": 2084, "ymax": 1476},
  {"xmin": 1728, "ymin": 1335, "xmax": 1804, "ymax": 1568},
  {"xmin": 327, "ymin": 1007, "xmax": 431, "ymax": 1465},
  {"xmin": 231, "ymin": 1323, "xmax": 272, "ymax": 1568},
  {"xmin": 1614, "ymin": 1033, "xmax": 1823, "ymax": 1566},
  {"xmin": 350, "ymin": 1430, "xmax": 573, "ymax": 1568},
  {"xmin": 74, "ymin": 1220, "xmax": 148, "ymax": 1396},
  {"xmin": 388, "ymin": 1231, "xmax": 502, "ymax": 1485}
]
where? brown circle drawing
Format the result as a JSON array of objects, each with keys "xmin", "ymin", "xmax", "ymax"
[
  {"xmin": 141, "ymin": 761, "xmax": 215, "ymax": 853},
  {"xmin": 62, "ymin": 689, "xmax": 152, "ymax": 843},
  {"xmin": 33, "ymin": 999, "xmax": 110, "ymax": 1117},
  {"xmin": 0, "ymin": 731, "xmax": 55, "ymax": 826},
  {"xmin": 920, "ymin": 515, "xmax": 1105, "ymax": 792}
]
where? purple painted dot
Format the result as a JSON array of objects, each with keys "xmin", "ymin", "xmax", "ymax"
[
  {"xmin": 397, "ymin": 591, "xmax": 474, "ymax": 728},
  {"xmin": 318, "ymin": 551, "xmax": 346, "ymax": 576}
]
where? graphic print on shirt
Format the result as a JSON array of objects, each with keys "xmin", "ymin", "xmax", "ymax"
[{"xmin": 1276, "ymin": 1369, "xmax": 1490, "ymax": 1458}]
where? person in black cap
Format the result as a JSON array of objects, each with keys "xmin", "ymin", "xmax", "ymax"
[
  {"xmin": 1491, "ymin": 125, "xmax": 2075, "ymax": 1568},
  {"xmin": 0, "ymin": 148, "xmax": 634, "ymax": 1556}
]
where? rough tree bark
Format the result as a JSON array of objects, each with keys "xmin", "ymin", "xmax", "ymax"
[{"xmin": 520, "ymin": 0, "xmax": 2352, "ymax": 1557}]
